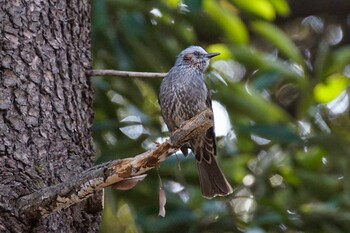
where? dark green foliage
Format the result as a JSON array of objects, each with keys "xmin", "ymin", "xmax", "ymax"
[{"xmin": 92, "ymin": 0, "xmax": 350, "ymax": 232}]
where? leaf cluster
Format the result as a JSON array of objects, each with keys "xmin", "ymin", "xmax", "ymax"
[{"xmin": 92, "ymin": 1, "xmax": 350, "ymax": 232}]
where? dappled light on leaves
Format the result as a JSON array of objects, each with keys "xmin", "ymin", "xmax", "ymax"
[
  {"xmin": 107, "ymin": 90, "xmax": 126, "ymax": 105},
  {"xmin": 242, "ymin": 174, "xmax": 255, "ymax": 186},
  {"xmin": 313, "ymin": 74, "xmax": 349, "ymax": 103},
  {"xmin": 312, "ymin": 107, "xmax": 331, "ymax": 133},
  {"xmin": 326, "ymin": 24, "xmax": 343, "ymax": 46},
  {"xmin": 229, "ymin": 188, "xmax": 256, "ymax": 224},
  {"xmin": 212, "ymin": 101, "xmax": 231, "ymax": 137},
  {"xmin": 178, "ymin": 3, "xmax": 190, "ymax": 14},
  {"xmin": 149, "ymin": 8, "xmax": 162, "ymax": 25},
  {"xmin": 297, "ymin": 120, "xmax": 311, "ymax": 138},
  {"xmin": 209, "ymin": 71, "xmax": 228, "ymax": 86},
  {"xmin": 119, "ymin": 115, "xmax": 144, "ymax": 140},
  {"xmin": 321, "ymin": 156, "xmax": 328, "ymax": 166},
  {"xmin": 302, "ymin": 16, "xmax": 324, "ymax": 34},
  {"xmin": 164, "ymin": 180, "xmax": 189, "ymax": 203},
  {"xmin": 269, "ymin": 174, "xmax": 283, "ymax": 187},
  {"xmin": 327, "ymin": 92, "xmax": 349, "ymax": 115},
  {"xmin": 212, "ymin": 60, "xmax": 246, "ymax": 82},
  {"xmin": 100, "ymin": 197, "xmax": 139, "ymax": 233},
  {"xmin": 164, "ymin": 180, "xmax": 184, "ymax": 193},
  {"xmin": 251, "ymin": 134, "xmax": 271, "ymax": 145},
  {"xmin": 93, "ymin": 0, "xmax": 350, "ymax": 232},
  {"xmin": 103, "ymin": 131, "xmax": 117, "ymax": 145}
]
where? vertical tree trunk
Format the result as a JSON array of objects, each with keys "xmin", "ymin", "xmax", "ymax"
[{"xmin": 0, "ymin": 0, "xmax": 102, "ymax": 232}]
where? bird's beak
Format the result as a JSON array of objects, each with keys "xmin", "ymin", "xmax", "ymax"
[{"xmin": 205, "ymin": 52, "xmax": 220, "ymax": 59}]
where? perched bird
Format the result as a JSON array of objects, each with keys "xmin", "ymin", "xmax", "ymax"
[{"xmin": 158, "ymin": 46, "xmax": 233, "ymax": 198}]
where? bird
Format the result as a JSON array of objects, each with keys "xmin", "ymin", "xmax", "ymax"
[{"xmin": 158, "ymin": 46, "xmax": 233, "ymax": 198}]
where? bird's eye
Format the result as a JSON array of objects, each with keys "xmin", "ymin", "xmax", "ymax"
[
  {"xmin": 183, "ymin": 53, "xmax": 193, "ymax": 61},
  {"xmin": 193, "ymin": 51, "xmax": 200, "ymax": 56}
]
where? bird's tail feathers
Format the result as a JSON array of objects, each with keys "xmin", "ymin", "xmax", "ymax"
[{"xmin": 197, "ymin": 154, "xmax": 233, "ymax": 199}]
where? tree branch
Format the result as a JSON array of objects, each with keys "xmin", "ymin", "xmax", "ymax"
[
  {"xmin": 16, "ymin": 109, "xmax": 213, "ymax": 220},
  {"xmin": 88, "ymin": 69, "xmax": 167, "ymax": 79}
]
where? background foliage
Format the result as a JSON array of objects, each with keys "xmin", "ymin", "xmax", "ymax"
[{"xmin": 92, "ymin": 0, "xmax": 350, "ymax": 232}]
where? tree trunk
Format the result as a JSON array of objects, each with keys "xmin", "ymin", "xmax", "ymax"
[{"xmin": 0, "ymin": 0, "xmax": 102, "ymax": 232}]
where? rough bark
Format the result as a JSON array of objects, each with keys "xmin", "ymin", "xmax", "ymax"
[{"xmin": 0, "ymin": 0, "xmax": 102, "ymax": 232}]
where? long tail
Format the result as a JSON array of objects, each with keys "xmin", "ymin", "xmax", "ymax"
[
  {"xmin": 197, "ymin": 154, "xmax": 233, "ymax": 199},
  {"xmin": 192, "ymin": 127, "xmax": 233, "ymax": 198}
]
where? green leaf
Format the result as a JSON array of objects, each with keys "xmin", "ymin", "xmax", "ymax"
[
  {"xmin": 314, "ymin": 42, "xmax": 331, "ymax": 81},
  {"xmin": 251, "ymin": 72, "xmax": 281, "ymax": 91},
  {"xmin": 217, "ymin": 81, "xmax": 290, "ymax": 124},
  {"xmin": 251, "ymin": 21, "xmax": 303, "ymax": 64},
  {"xmin": 268, "ymin": 0, "xmax": 290, "ymax": 16},
  {"xmin": 237, "ymin": 124, "xmax": 302, "ymax": 144},
  {"xmin": 162, "ymin": 0, "xmax": 181, "ymax": 9},
  {"xmin": 300, "ymin": 201, "xmax": 340, "ymax": 215},
  {"xmin": 295, "ymin": 147, "xmax": 327, "ymax": 170},
  {"xmin": 207, "ymin": 43, "xmax": 233, "ymax": 60},
  {"xmin": 231, "ymin": 0, "xmax": 276, "ymax": 20},
  {"xmin": 203, "ymin": 0, "xmax": 248, "ymax": 44},
  {"xmin": 313, "ymin": 73, "xmax": 349, "ymax": 103},
  {"xmin": 230, "ymin": 46, "xmax": 304, "ymax": 83},
  {"xmin": 296, "ymin": 170, "xmax": 342, "ymax": 198},
  {"xmin": 326, "ymin": 46, "xmax": 350, "ymax": 76}
]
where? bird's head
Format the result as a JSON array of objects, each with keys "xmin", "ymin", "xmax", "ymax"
[{"xmin": 175, "ymin": 46, "xmax": 220, "ymax": 72}]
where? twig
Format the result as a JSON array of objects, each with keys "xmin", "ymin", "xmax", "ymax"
[
  {"xmin": 16, "ymin": 109, "xmax": 213, "ymax": 220},
  {"xmin": 89, "ymin": 69, "xmax": 167, "ymax": 79}
]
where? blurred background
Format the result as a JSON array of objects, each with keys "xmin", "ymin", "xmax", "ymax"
[{"xmin": 91, "ymin": 0, "xmax": 350, "ymax": 232}]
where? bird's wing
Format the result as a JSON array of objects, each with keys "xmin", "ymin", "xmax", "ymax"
[
  {"xmin": 191, "ymin": 86, "xmax": 217, "ymax": 162},
  {"xmin": 205, "ymin": 87, "xmax": 217, "ymax": 157},
  {"xmin": 158, "ymin": 77, "xmax": 178, "ymax": 133}
]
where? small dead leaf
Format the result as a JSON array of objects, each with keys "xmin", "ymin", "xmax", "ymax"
[
  {"xmin": 110, "ymin": 174, "xmax": 147, "ymax": 190},
  {"xmin": 157, "ymin": 168, "xmax": 166, "ymax": 217},
  {"xmin": 158, "ymin": 188, "xmax": 166, "ymax": 217}
]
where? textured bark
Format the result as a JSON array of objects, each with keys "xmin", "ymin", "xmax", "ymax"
[{"xmin": 0, "ymin": 0, "xmax": 102, "ymax": 232}]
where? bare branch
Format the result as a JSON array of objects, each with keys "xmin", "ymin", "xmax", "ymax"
[
  {"xmin": 89, "ymin": 69, "xmax": 167, "ymax": 79},
  {"xmin": 16, "ymin": 109, "xmax": 213, "ymax": 220}
]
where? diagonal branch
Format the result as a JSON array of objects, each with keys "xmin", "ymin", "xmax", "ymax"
[
  {"xmin": 16, "ymin": 109, "xmax": 213, "ymax": 220},
  {"xmin": 88, "ymin": 69, "xmax": 167, "ymax": 79}
]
